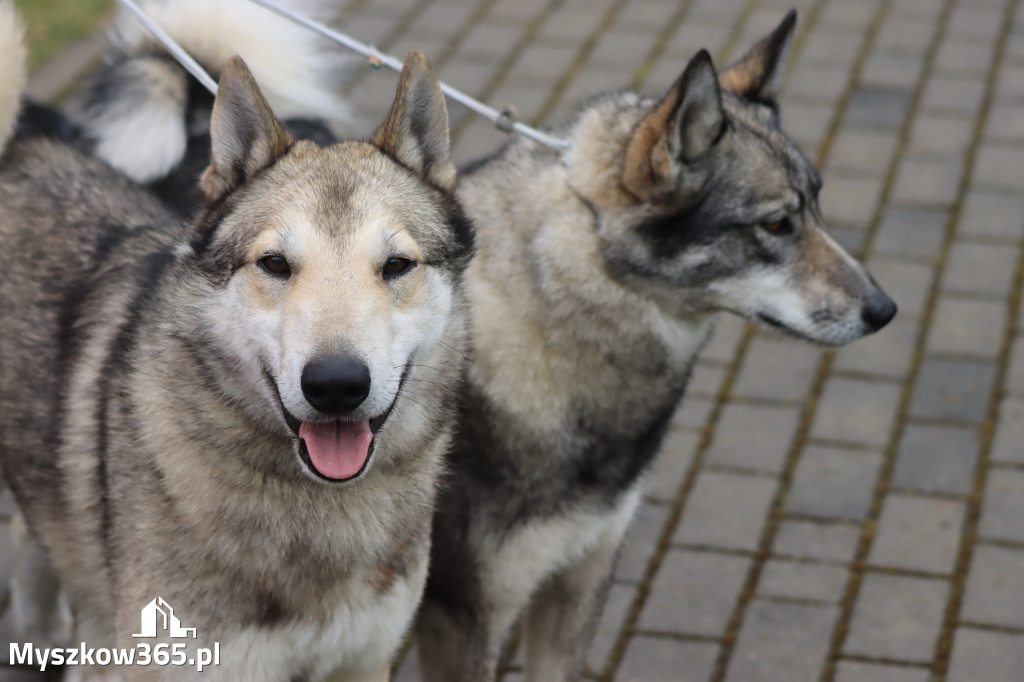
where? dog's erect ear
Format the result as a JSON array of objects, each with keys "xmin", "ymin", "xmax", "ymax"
[
  {"xmin": 373, "ymin": 49, "xmax": 455, "ymax": 193},
  {"xmin": 623, "ymin": 49, "xmax": 724, "ymax": 201},
  {"xmin": 201, "ymin": 56, "xmax": 294, "ymax": 205},
  {"xmin": 719, "ymin": 9, "xmax": 796, "ymax": 102}
]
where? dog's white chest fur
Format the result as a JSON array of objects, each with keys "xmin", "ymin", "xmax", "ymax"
[{"xmin": 202, "ymin": 571, "xmax": 423, "ymax": 682}]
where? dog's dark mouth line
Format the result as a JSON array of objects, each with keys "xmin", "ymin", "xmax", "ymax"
[
  {"xmin": 756, "ymin": 312, "xmax": 843, "ymax": 346},
  {"xmin": 263, "ymin": 363, "xmax": 413, "ymax": 482}
]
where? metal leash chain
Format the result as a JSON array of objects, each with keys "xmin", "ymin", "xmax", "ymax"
[{"xmin": 114, "ymin": 0, "xmax": 569, "ymax": 152}]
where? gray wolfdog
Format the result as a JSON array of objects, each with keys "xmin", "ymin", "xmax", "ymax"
[
  {"xmin": 0, "ymin": 4, "xmax": 471, "ymax": 679},
  {"xmin": 417, "ymin": 11, "xmax": 896, "ymax": 681}
]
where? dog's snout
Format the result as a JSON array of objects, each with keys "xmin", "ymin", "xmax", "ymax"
[
  {"xmin": 301, "ymin": 355, "xmax": 372, "ymax": 414},
  {"xmin": 861, "ymin": 290, "xmax": 897, "ymax": 332}
]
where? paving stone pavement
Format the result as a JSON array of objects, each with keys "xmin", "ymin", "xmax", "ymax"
[{"xmin": 3, "ymin": 0, "xmax": 1024, "ymax": 680}]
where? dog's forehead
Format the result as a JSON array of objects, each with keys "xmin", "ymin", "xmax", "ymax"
[
  {"xmin": 721, "ymin": 94, "xmax": 821, "ymax": 199},
  {"xmin": 251, "ymin": 143, "xmax": 445, "ymax": 232}
]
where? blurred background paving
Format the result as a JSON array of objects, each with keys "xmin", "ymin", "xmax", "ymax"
[{"xmin": 3, "ymin": 0, "xmax": 1024, "ymax": 680}]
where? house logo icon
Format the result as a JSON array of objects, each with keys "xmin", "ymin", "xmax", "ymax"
[{"xmin": 132, "ymin": 597, "xmax": 197, "ymax": 639}]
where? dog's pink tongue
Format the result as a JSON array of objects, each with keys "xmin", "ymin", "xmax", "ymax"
[{"xmin": 299, "ymin": 420, "xmax": 372, "ymax": 480}]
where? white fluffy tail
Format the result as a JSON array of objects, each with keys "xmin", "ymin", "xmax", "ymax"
[
  {"xmin": 85, "ymin": 0, "xmax": 359, "ymax": 183},
  {"xmin": 0, "ymin": 0, "xmax": 26, "ymax": 154}
]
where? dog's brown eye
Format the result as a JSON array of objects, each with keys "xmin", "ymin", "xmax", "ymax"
[
  {"xmin": 259, "ymin": 255, "xmax": 291, "ymax": 277},
  {"xmin": 761, "ymin": 218, "xmax": 793, "ymax": 235},
  {"xmin": 383, "ymin": 257, "xmax": 415, "ymax": 279}
]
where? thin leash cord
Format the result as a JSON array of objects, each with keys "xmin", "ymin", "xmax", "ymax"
[
  {"xmin": 114, "ymin": 0, "xmax": 569, "ymax": 152},
  {"xmin": 247, "ymin": 0, "xmax": 569, "ymax": 151},
  {"xmin": 115, "ymin": 0, "xmax": 219, "ymax": 95}
]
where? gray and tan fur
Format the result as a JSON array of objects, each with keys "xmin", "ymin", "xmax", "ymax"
[
  {"xmin": 79, "ymin": 0, "xmax": 361, "ymax": 216},
  {"xmin": 417, "ymin": 11, "xmax": 895, "ymax": 681},
  {"xmin": 0, "ymin": 4, "xmax": 472, "ymax": 677}
]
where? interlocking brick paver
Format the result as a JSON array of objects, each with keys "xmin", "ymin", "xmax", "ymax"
[
  {"xmin": 991, "ymin": 397, "xmax": 1024, "ymax": 463},
  {"xmin": 934, "ymin": 41, "xmax": 995, "ymax": 77},
  {"xmin": 786, "ymin": 64, "xmax": 854, "ymax": 102},
  {"xmin": 958, "ymin": 189, "xmax": 1024, "ymax": 240},
  {"xmin": 786, "ymin": 446, "xmax": 881, "ymax": 521},
  {"xmin": 834, "ymin": 662, "xmax": 930, "ymax": 682},
  {"xmin": 782, "ymin": 102, "xmax": 838, "ymax": 152},
  {"xmin": 810, "ymin": 378, "xmax": 902, "ymax": 447},
  {"xmin": 731, "ymin": 337, "xmax": 821, "ymax": 403},
  {"xmin": 843, "ymin": 90, "xmax": 911, "ymax": 130},
  {"xmin": 892, "ymin": 424, "xmax": 980, "ymax": 495},
  {"xmin": 673, "ymin": 471, "xmax": 776, "ymax": 551},
  {"xmin": 890, "ymin": 158, "xmax": 963, "ymax": 206},
  {"xmin": 906, "ymin": 114, "xmax": 975, "ymax": 157},
  {"xmin": 995, "ymin": 61, "xmax": 1024, "ymax": 100},
  {"xmin": 688, "ymin": 362, "xmax": 727, "ymax": 398},
  {"xmin": 984, "ymin": 102, "xmax": 1024, "ymax": 142},
  {"xmin": 818, "ymin": 0, "xmax": 880, "ymax": 29},
  {"xmin": 844, "ymin": 573, "xmax": 949, "ymax": 662},
  {"xmin": 801, "ymin": 29, "xmax": 863, "ymax": 66},
  {"xmin": 978, "ymin": 468, "xmax": 1024, "ymax": 543},
  {"xmin": 674, "ymin": 397, "xmax": 716, "ymax": 431},
  {"xmin": 773, "ymin": 521, "xmax": 862, "ymax": 564},
  {"xmin": 974, "ymin": 144, "xmax": 1024, "ymax": 190},
  {"xmin": 820, "ymin": 175, "xmax": 884, "ymax": 226},
  {"xmin": 925, "ymin": 297, "xmax": 1006, "ymax": 358},
  {"xmin": 946, "ymin": 628, "xmax": 1024, "ymax": 682},
  {"xmin": 757, "ymin": 559, "xmax": 848, "ymax": 602},
  {"xmin": 704, "ymin": 404, "xmax": 800, "ymax": 474},
  {"xmin": 724, "ymin": 599, "xmax": 839, "ymax": 682},
  {"xmin": 868, "ymin": 495, "xmax": 965, "ymax": 574},
  {"xmin": 827, "ymin": 130, "xmax": 898, "ymax": 174},
  {"xmin": 961, "ymin": 544, "xmax": 1024, "ymax": 629},
  {"xmin": 876, "ymin": 19, "xmax": 936, "ymax": 54},
  {"xmin": 861, "ymin": 53, "xmax": 925, "ymax": 90},
  {"xmin": 942, "ymin": 242, "xmax": 1020, "ymax": 296},
  {"xmin": 1006, "ymin": 337, "xmax": 1024, "ymax": 394},
  {"xmin": 616, "ymin": 636, "xmax": 718, "ymax": 682},
  {"xmin": 646, "ymin": 429, "xmax": 699, "ymax": 502},
  {"xmin": 909, "ymin": 358, "xmax": 996, "ymax": 423},
  {"xmin": 638, "ymin": 549, "xmax": 750, "ymax": 636},
  {"xmin": 920, "ymin": 76, "xmax": 986, "ymax": 114},
  {"xmin": 833, "ymin": 315, "xmax": 919, "ymax": 379}
]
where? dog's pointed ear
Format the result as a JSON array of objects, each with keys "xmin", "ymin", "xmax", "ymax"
[
  {"xmin": 719, "ymin": 9, "xmax": 796, "ymax": 102},
  {"xmin": 201, "ymin": 56, "xmax": 293, "ymax": 206},
  {"xmin": 623, "ymin": 49, "xmax": 724, "ymax": 200},
  {"xmin": 373, "ymin": 49, "xmax": 455, "ymax": 193}
]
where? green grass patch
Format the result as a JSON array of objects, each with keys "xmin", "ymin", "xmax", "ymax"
[{"xmin": 15, "ymin": 0, "xmax": 114, "ymax": 70}]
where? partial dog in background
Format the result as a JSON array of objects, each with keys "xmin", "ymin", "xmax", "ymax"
[{"xmin": 78, "ymin": 0, "xmax": 363, "ymax": 216}]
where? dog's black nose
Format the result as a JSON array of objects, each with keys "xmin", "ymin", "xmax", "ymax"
[
  {"xmin": 862, "ymin": 291, "xmax": 897, "ymax": 332},
  {"xmin": 301, "ymin": 355, "xmax": 371, "ymax": 414}
]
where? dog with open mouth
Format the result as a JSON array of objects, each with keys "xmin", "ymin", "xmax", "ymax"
[{"xmin": 0, "ymin": 2, "xmax": 472, "ymax": 676}]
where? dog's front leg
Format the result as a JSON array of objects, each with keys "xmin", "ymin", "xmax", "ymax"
[{"xmin": 521, "ymin": 503, "xmax": 634, "ymax": 682}]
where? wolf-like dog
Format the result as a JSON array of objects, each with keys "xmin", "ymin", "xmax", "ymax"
[
  {"xmin": 77, "ymin": 0, "xmax": 361, "ymax": 217},
  {"xmin": 0, "ymin": 4, "xmax": 471, "ymax": 679},
  {"xmin": 417, "ymin": 11, "xmax": 896, "ymax": 681}
]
